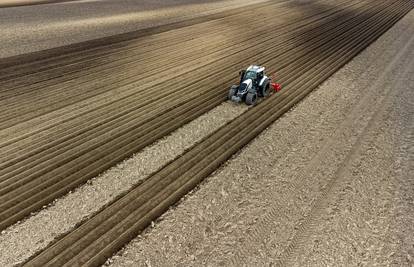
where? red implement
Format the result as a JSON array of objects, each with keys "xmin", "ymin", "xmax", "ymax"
[{"xmin": 271, "ymin": 82, "xmax": 282, "ymax": 92}]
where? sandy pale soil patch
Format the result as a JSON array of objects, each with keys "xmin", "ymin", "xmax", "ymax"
[
  {"xmin": 106, "ymin": 10, "xmax": 414, "ymax": 267},
  {"xmin": 286, "ymin": 55, "xmax": 414, "ymax": 266},
  {"xmin": 0, "ymin": 102, "xmax": 246, "ymax": 267}
]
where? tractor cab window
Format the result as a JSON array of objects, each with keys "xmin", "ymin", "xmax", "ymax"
[
  {"xmin": 257, "ymin": 71, "xmax": 263, "ymax": 80},
  {"xmin": 244, "ymin": 71, "xmax": 257, "ymax": 81}
]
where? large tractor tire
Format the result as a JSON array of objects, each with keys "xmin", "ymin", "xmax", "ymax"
[
  {"xmin": 260, "ymin": 82, "xmax": 271, "ymax": 97},
  {"xmin": 228, "ymin": 85, "xmax": 237, "ymax": 100},
  {"xmin": 246, "ymin": 92, "xmax": 257, "ymax": 105}
]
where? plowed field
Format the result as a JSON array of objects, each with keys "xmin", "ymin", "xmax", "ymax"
[{"xmin": 0, "ymin": 0, "xmax": 412, "ymax": 266}]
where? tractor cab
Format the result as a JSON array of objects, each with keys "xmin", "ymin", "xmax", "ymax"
[{"xmin": 240, "ymin": 65, "xmax": 265, "ymax": 88}]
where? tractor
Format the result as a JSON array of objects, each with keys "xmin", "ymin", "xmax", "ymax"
[{"xmin": 228, "ymin": 65, "xmax": 281, "ymax": 105}]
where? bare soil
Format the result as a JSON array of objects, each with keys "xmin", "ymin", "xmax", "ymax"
[
  {"xmin": 107, "ymin": 9, "xmax": 414, "ymax": 267},
  {"xmin": 0, "ymin": 102, "xmax": 246, "ymax": 267},
  {"xmin": 0, "ymin": 1, "xmax": 412, "ymax": 265},
  {"xmin": 1, "ymin": 0, "xmax": 363, "ymax": 231},
  {"xmin": 0, "ymin": 0, "xmax": 269, "ymax": 57}
]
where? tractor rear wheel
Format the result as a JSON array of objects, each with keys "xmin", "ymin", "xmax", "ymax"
[
  {"xmin": 246, "ymin": 92, "xmax": 257, "ymax": 105},
  {"xmin": 260, "ymin": 82, "xmax": 270, "ymax": 97}
]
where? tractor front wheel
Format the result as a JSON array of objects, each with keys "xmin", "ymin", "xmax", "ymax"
[
  {"xmin": 246, "ymin": 92, "xmax": 257, "ymax": 105},
  {"xmin": 228, "ymin": 85, "xmax": 237, "ymax": 100}
]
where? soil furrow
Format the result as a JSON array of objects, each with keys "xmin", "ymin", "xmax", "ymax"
[
  {"xmin": 0, "ymin": 0, "xmax": 379, "ymax": 229},
  {"xmin": 21, "ymin": 1, "xmax": 413, "ymax": 265}
]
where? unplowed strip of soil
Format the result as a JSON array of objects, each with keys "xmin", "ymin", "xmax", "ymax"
[
  {"xmin": 0, "ymin": 0, "xmax": 366, "ymax": 230},
  {"xmin": 21, "ymin": 1, "xmax": 414, "ymax": 266}
]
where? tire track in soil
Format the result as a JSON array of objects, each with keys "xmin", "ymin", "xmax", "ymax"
[
  {"xmin": 295, "ymin": 54, "xmax": 414, "ymax": 267},
  {"xmin": 226, "ymin": 15, "xmax": 414, "ymax": 267},
  {"xmin": 391, "ymin": 79, "xmax": 414, "ymax": 265},
  {"xmin": 275, "ymin": 32, "xmax": 414, "ymax": 267}
]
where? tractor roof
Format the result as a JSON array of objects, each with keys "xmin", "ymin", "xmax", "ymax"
[{"xmin": 246, "ymin": 65, "xmax": 265, "ymax": 72}]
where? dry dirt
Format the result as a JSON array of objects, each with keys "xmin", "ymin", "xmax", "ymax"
[
  {"xmin": 106, "ymin": 9, "xmax": 414, "ymax": 267},
  {"xmin": 0, "ymin": 1, "xmax": 412, "ymax": 266},
  {"xmin": 1, "ymin": 0, "xmax": 304, "ymax": 231},
  {"xmin": 0, "ymin": 102, "xmax": 246, "ymax": 267},
  {"xmin": 0, "ymin": 0, "xmax": 270, "ymax": 58},
  {"xmin": 1, "ymin": 0, "xmax": 378, "ymax": 258}
]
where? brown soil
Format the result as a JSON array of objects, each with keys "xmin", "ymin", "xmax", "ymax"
[
  {"xmin": 0, "ymin": 102, "xmax": 247, "ymax": 267},
  {"xmin": 107, "ymin": 9, "xmax": 414, "ymax": 267},
  {"xmin": 21, "ymin": 1, "xmax": 413, "ymax": 265},
  {"xmin": 0, "ymin": 0, "xmax": 270, "ymax": 57},
  {"xmin": 0, "ymin": 0, "xmax": 364, "ymax": 230},
  {"xmin": 0, "ymin": 1, "xmax": 412, "ymax": 266}
]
